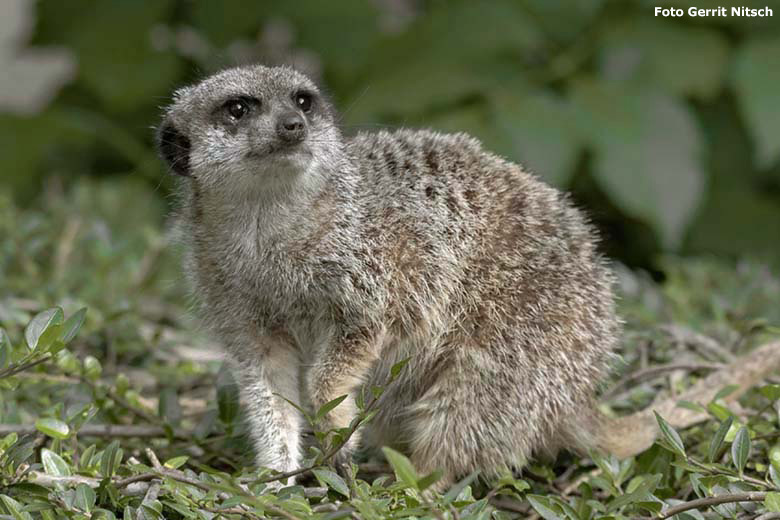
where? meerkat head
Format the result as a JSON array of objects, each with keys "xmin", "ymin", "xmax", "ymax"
[{"xmin": 157, "ymin": 65, "xmax": 342, "ymax": 198}]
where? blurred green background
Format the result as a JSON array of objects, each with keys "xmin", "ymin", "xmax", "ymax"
[{"xmin": 1, "ymin": 0, "xmax": 779, "ymax": 273}]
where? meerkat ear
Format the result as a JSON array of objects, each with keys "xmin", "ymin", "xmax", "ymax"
[{"xmin": 157, "ymin": 121, "xmax": 191, "ymax": 176}]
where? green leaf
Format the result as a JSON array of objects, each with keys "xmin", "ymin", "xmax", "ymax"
[
  {"xmin": 572, "ymin": 80, "xmax": 705, "ymax": 249},
  {"xmin": 69, "ymin": 403, "xmax": 98, "ymax": 431},
  {"xmin": 493, "ymin": 90, "xmax": 583, "ymax": 186},
  {"xmin": 390, "ymin": 358, "xmax": 410, "ymax": 380},
  {"xmin": 708, "ymin": 416, "xmax": 733, "ymax": 463},
  {"xmin": 733, "ymin": 37, "xmax": 780, "ymax": 167},
  {"xmin": 0, "ymin": 494, "xmax": 29, "ymax": 520},
  {"xmin": 193, "ymin": 409, "xmax": 218, "ymax": 440},
  {"xmin": 417, "ymin": 470, "xmax": 443, "ymax": 491},
  {"xmin": 731, "ymin": 426, "xmax": 751, "ymax": 474},
  {"xmin": 38, "ymin": 2, "xmax": 182, "ymax": 113},
  {"xmin": 158, "ymin": 387, "xmax": 181, "ymax": 426},
  {"xmin": 381, "ymin": 446, "xmax": 419, "ymax": 490},
  {"xmin": 760, "ymin": 384, "xmax": 780, "ymax": 402},
  {"xmin": 6, "ymin": 438, "xmax": 34, "ymax": 467},
  {"xmin": 522, "ymin": 0, "xmax": 604, "ymax": 42},
  {"xmin": 771, "ymin": 465, "xmax": 780, "ymax": 489},
  {"xmin": 766, "ymin": 492, "xmax": 780, "ymax": 513},
  {"xmin": 654, "ymin": 412, "xmax": 686, "ymax": 458},
  {"xmin": 92, "ymin": 509, "xmax": 117, "ymax": 520},
  {"xmin": 713, "ymin": 384, "xmax": 740, "ymax": 401},
  {"xmin": 0, "ymin": 329, "xmax": 10, "ymax": 370},
  {"xmin": 164, "ymin": 456, "xmax": 188, "ymax": 469},
  {"xmin": 59, "ymin": 307, "xmax": 87, "ymax": 343},
  {"xmin": 100, "ymin": 441, "xmax": 121, "ymax": 478},
  {"xmin": 674, "ymin": 400, "xmax": 707, "ymax": 414},
  {"xmin": 24, "ymin": 308, "xmax": 64, "ymax": 351},
  {"xmin": 82, "ymin": 355, "xmax": 102, "ymax": 380},
  {"xmin": 443, "ymin": 472, "xmax": 479, "ymax": 504},
  {"xmin": 527, "ymin": 495, "xmax": 565, "ymax": 520},
  {"xmin": 707, "ymin": 401, "xmax": 734, "ymax": 421},
  {"xmin": 315, "ymin": 394, "xmax": 348, "ymax": 422},
  {"xmin": 345, "ymin": 0, "xmax": 543, "ymax": 122},
  {"xmin": 35, "ymin": 418, "xmax": 70, "ymax": 440},
  {"xmin": 74, "ymin": 483, "xmax": 96, "ymax": 514},
  {"xmin": 79, "ymin": 444, "xmax": 97, "ymax": 470},
  {"xmin": 216, "ymin": 365, "xmax": 240, "ymax": 426},
  {"xmin": 607, "ymin": 474, "xmax": 662, "ymax": 512},
  {"xmin": 312, "ymin": 467, "xmax": 350, "ymax": 497},
  {"xmin": 40, "ymin": 448, "xmax": 71, "ymax": 476},
  {"xmin": 598, "ymin": 18, "xmax": 728, "ymax": 99},
  {"xmin": 770, "ymin": 444, "xmax": 780, "ymax": 472}
]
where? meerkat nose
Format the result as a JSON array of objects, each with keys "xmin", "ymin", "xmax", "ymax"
[{"xmin": 276, "ymin": 112, "xmax": 306, "ymax": 143}]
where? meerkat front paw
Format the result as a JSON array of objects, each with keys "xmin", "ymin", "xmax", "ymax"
[
  {"xmin": 329, "ymin": 444, "xmax": 356, "ymax": 478},
  {"xmin": 314, "ymin": 410, "xmax": 362, "ymax": 476}
]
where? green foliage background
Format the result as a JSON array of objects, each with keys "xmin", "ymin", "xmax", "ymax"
[{"xmin": 2, "ymin": 0, "xmax": 779, "ymax": 270}]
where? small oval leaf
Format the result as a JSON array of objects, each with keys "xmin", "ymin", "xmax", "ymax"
[
  {"xmin": 731, "ymin": 426, "xmax": 751, "ymax": 474},
  {"xmin": 216, "ymin": 366, "xmax": 239, "ymax": 426},
  {"xmin": 312, "ymin": 467, "xmax": 350, "ymax": 497},
  {"xmin": 41, "ymin": 448, "xmax": 71, "ymax": 476},
  {"xmin": 35, "ymin": 418, "xmax": 70, "ymax": 440},
  {"xmin": 60, "ymin": 308, "xmax": 87, "ymax": 343},
  {"xmin": 527, "ymin": 494, "xmax": 565, "ymax": 520},
  {"xmin": 25, "ymin": 308, "xmax": 64, "ymax": 351},
  {"xmin": 315, "ymin": 394, "xmax": 348, "ymax": 422},
  {"xmin": 708, "ymin": 416, "xmax": 733, "ymax": 462},
  {"xmin": 382, "ymin": 446, "xmax": 419, "ymax": 490},
  {"xmin": 654, "ymin": 411, "xmax": 686, "ymax": 458}
]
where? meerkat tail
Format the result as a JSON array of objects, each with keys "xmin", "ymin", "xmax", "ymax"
[{"xmin": 596, "ymin": 340, "xmax": 780, "ymax": 459}]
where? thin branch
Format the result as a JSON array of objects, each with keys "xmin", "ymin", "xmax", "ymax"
[
  {"xmin": 657, "ymin": 492, "xmax": 767, "ymax": 519},
  {"xmin": 661, "ymin": 324, "xmax": 737, "ymax": 362},
  {"xmin": 81, "ymin": 376, "xmax": 161, "ymax": 426},
  {"xmin": 256, "ymin": 393, "xmax": 382, "ymax": 485},
  {"xmin": 0, "ymin": 423, "xmax": 178, "ymax": 438},
  {"xmin": 0, "ymin": 355, "xmax": 52, "ymax": 379},
  {"xmin": 604, "ymin": 362, "xmax": 724, "ymax": 400},
  {"xmin": 688, "ymin": 458, "xmax": 773, "ymax": 490}
]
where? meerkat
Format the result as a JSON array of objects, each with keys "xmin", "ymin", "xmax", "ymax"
[{"xmin": 158, "ymin": 65, "xmax": 780, "ymax": 491}]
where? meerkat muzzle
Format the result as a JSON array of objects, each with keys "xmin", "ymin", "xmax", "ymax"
[{"xmin": 276, "ymin": 111, "xmax": 306, "ymax": 144}]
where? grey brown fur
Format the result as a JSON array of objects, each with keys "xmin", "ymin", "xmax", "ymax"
[{"xmin": 158, "ymin": 65, "xmax": 620, "ymax": 489}]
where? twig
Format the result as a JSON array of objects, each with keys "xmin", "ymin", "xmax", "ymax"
[
  {"xmin": 0, "ymin": 355, "xmax": 52, "ymax": 379},
  {"xmin": 599, "ymin": 340, "xmax": 780, "ymax": 458},
  {"xmin": 688, "ymin": 458, "xmax": 773, "ymax": 490},
  {"xmin": 603, "ymin": 363, "xmax": 723, "ymax": 400},
  {"xmin": 561, "ymin": 467, "xmax": 602, "ymax": 496},
  {"xmin": 489, "ymin": 496, "xmax": 528, "ymax": 514},
  {"xmin": 145, "ymin": 447, "xmax": 164, "ymax": 470},
  {"xmin": 54, "ymin": 216, "xmax": 82, "ymax": 283},
  {"xmin": 662, "ymin": 324, "xmax": 737, "ymax": 362},
  {"xmin": 0, "ymin": 423, "xmax": 179, "ymax": 438},
  {"xmin": 657, "ymin": 492, "xmax": 767, "ymax": 519},
  {"xmin": 200, "ymin": 504, "xmax": 261, "ymax": 519},
  {"xmin": 82, "ymin": 376, "xmax": 161, "ymax": 426}
]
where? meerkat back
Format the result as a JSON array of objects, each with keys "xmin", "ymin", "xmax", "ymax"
[{"xmin": 345, "ymin": 128, "xmax": 620, "ymax": 482}]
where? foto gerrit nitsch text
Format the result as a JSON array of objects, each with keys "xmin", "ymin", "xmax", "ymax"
[{"xmin": 656, "ymin": 6, "xmax": 773, "ymax": 17}]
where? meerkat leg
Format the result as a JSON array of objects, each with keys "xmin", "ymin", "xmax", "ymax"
[
  {"xmin": 306, "ymin": 327, "xmax": 381, "ymax": 467},
  {"xmin": 234, "ymin": 335, "xmax": 303, "ymax": 481},
  {"xmin": 401, "ymin": 348, "xmax": 547, "ymax": 493}
]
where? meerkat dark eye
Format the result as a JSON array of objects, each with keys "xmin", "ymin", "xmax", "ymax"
[
  {"xmin": 295, "ymin": 92, "xmax": 313, "ymax": 113},
  {"xmin": 225, "ymin": 99, "xmax": 249, "ymax": 120}
]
